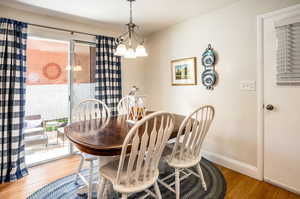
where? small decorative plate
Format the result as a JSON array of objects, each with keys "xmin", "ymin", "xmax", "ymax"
[
  {"xmin": 43, "ymin": 63, "xmax": 62, "ymax": 80},
  {"xmin": 201, "ymin": 45, "xmax": 215, "ymax": 67},
  {"xmin": 201, "ymin": 69, "xmax": 217, "ymax": 89}
]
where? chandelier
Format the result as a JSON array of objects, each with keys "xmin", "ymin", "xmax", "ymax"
[{"xmin": 114, "ymin": 0, "xmax": 148, "ymax": 58}]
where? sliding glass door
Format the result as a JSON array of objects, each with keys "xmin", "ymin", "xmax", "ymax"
[
  {"xmin": 25, "ymin": 37, "xmax": 70, "ymax": 166},
  {"xmin": 69, "ymin": 40, "xmax": 96, "ymax": 153},
  {"xmin": 69, "ymin": 40, "xmax": 96, "ymax": 111},
  {"xmin": 24, "ymin": 37, "xmax": 96, "ymax": 166}
]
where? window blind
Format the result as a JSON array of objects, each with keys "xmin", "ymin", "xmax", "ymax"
[{"xmin": 276, "ymin": 22, "xmax": 300, "ymax": 85}]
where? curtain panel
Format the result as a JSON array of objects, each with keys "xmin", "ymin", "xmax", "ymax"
[
  {"xmin": 0, "ymin": 18, "xmax": 28, "ymax": 183},
  {"xmin": 95, "ymin": 35, "xmax": 122, "ymax": 116}
]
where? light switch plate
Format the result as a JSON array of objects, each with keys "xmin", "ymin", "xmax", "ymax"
[{"xmin": 240, "ymin": 80, "xmax": 256, "ymax": 91}]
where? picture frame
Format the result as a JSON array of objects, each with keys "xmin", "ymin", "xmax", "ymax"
[{"xmin": 171, "ymin": 57, "xmax": 197, "ymax": 86}]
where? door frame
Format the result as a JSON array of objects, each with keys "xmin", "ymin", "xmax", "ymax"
[{"xmin": 256, "ymin": 3, "xmax": 300, "ymax": 189}]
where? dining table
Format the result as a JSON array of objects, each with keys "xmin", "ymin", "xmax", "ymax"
[{"xmin": 65, "ymin": 112, "xmax": 186, "ymax": 199}]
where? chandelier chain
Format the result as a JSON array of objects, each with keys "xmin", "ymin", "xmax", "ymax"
[{"xmin": 130, "ymin": 0, "xmax": 133, "ymax": 24}]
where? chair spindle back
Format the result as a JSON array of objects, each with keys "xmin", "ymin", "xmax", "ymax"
[
  {"xmin": 170, "ymin": 105, "xmax": 215, "ymax": 161},
  {"xmin": 117, "ymin": 96, "xmax": 131, "ymax": 115},
  {"xmin": 116, "ymin": 111, "xmax": 175, "ymax": 187},
  {"xmin": 73, "ymin": 99, "xmax": 110, "ymax": 131}
]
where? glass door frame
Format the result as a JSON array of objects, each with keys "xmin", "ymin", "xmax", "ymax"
[{"xmin": 68, "ymin": 39, "xmax": 96, "ymax": 154}]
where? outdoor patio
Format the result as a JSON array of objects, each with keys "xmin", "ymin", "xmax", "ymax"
[{"xmin": 25, "ymin": 118, "xmax": 70, "ymax": 165}]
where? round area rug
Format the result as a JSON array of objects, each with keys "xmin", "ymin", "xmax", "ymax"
[{"xmin": 27, "ymin": 158, "xmax": 226, "ymax": 199}]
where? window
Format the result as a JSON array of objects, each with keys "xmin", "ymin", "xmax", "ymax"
[
  {"xmin": 25, "ymin": 36, "xmax": 97, "ymax": 165},
  {"xmin": 27, "ymin": 38, "xmax": 68, "ymax": 85},
  {"xmin": 25, "ymin": 37, "xmax": 70, "ymax": 165},
  {"xmin": 73, "ymin": 44, "xmax": 96, "ymax": 83},
  {"xmin": 276, "ymin": 22, "xmax": 300, "ymax": 85}
]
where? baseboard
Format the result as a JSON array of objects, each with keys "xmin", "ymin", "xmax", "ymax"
[
  {"xmin": 264, "ymin": 177, "xmax": 300, "ymax": 195},
  {"xmin": 202, "ymin": 150, "xmax": 260, "ymax": 180}
]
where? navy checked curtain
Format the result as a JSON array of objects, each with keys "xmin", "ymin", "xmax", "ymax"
[
  {"xmin": 95, "ymin": 35, "xmax": 121, "ymax": 116},
  {"xmin": 0, "ymin": 18, "xmax": 28, "ymax": 183}
]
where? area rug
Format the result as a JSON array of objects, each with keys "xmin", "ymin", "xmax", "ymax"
[{"xmin": 27, "ymin": 158, "xmax": 226, "ymax": 199}]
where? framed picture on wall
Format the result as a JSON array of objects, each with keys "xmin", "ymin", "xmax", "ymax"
[{"xmin": 171, "ymin": 57, "xmax": 197, "ymax": 85}]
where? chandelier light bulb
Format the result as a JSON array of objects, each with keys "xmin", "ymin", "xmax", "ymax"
[
  {"xmin": 115, "ymin": 44, "xmax": 127, "ymax": 56},
  {"xmin": 65, "ymin": 65, "xmax": 82, "ymax": 71},
  {"xmin": 124, "ymin": 48, "xmax": 136, "ymax": 59},
  {"xmin": 135, "ymin": 44, "xmax": 148, "ymax": 57},
  {"xmin": 74, "ymin": 65, "xmax": 82, "ymax": 72}
]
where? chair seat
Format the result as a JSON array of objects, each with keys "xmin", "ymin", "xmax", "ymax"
[
  {"xmin": 82, "ymin": 153, "xmax": 98, "ymax": 161},
  {"xmin": 57, "ymin": 127, "xmax": 64, "ymax": 134},
  {"xmin": 24, "ymin": 135, "xmax": 48, "ymax": 146},
  {"xmin": 24, "ymin": 127, "xmax": 44, "ymax": 137},
  {"xmin": 100, "ymin": 157, "xmax": 159, "ymax": 193},
  {"xmin": 163, "ymin": 143, "xmax": 201, "ymax": 168}
]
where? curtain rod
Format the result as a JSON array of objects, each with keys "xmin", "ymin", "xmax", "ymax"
[{"xmin": 28, "ymin": 23, "xmax": 97, "ymax": 37}]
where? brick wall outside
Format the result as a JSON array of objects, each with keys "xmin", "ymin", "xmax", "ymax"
[{"xmin": 26, "ymin": 38, "xmax": 91, "ymax": 85}]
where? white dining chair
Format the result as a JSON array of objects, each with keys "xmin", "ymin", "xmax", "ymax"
[
  {"xmin": 73, "ymin": 99, "xmax": 111, "ymax": 199},
  {"xmin": 117, "ymin": 96, "xmax": 131, "ymax": 115},
  {"xmin": 97, "ymin": 111, "xmax": 175, "ymax": 199},
  {"xmin": 158, "ymin": 105, "xmax": 215, "ymax": 199}
]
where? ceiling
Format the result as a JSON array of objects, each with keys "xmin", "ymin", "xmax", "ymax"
[{"xmin": 0, "ymin": 0, "xmax": 240, "ymax": 35}]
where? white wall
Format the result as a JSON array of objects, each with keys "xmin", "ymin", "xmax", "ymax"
[
  {"xmin": 144, "ymin": 0, "xmax": 299, "ymax": 177},
  {"xmin": 122, "ymin": 58, "xmax": 147, "ymax": 96},
  {"xmin": 25, "ymin": 84, "xmax": 68, "ymax": 120}
]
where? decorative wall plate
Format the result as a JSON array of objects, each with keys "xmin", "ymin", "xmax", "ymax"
[
  {"xmin": 43, "ymin": 63, "xmax": 62, "ymax": 80},
  {"xmin": 201, "ymin": 44, "xmax": 215, "ymax": 67},
  {"xmin": 201, "ymin": 69, "xmax": 217, "ymax": 89}
]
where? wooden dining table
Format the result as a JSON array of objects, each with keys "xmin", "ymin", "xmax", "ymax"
[{"xmin": 64, "ymin": 112, "xmax": 186, "ymax": 199}]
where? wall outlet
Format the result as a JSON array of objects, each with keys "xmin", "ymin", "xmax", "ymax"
[{"xmin": 240, "ymin": 80, "xmax": 256, "ymax": 91}]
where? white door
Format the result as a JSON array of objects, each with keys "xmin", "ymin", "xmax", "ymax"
[{"xmin": 263, "ymin": 6, "xmax": 300, "ymax": 194}]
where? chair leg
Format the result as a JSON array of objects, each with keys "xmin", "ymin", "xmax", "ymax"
[
  {"xmin": 121, "ymin": 193, "xmax": 128, "ymax": 199},
  {"xmin": 75, "ymin": 154, "xmax": 84, "ymax": 184},
  {"xmin": 175, "ymin": 168, "xmax": 180, "ymax": 199},
  {"xmin": 56, "ymin": 131, "xmax": 59, "ymax": 144},
  {"xmin": 154, "ymin": 181, "xmax": 162, "ymax": 199},
  {"xmin": 88, "ymin": 161, "xmax": 94, "ymax": 199},
  {"xmin": 97, "ymin": 177, "xmax": 106, "ymax": 199},
  {"xmin": 62, "ymin": 134, "xmax": 65, "ymax": 145},
  {"xmin": 196, "ymin": 164, "xmax": 207, "ymax": 191}
]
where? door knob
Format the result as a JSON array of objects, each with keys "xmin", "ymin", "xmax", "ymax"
[{"xmin": 265, "ymin": 104, "xmax": 274, "ymax": 111}]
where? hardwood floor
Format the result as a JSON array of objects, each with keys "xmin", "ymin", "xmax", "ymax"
[{"xmin": 0, "ymin": 155, "xmax": 299, "ymax": 199}]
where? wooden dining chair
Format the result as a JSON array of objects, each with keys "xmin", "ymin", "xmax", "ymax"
[
  {"xmin": 73, "ymin": 99, "xmax": 110, "ymax": 199},
  {"xmin": 97, "ymin": 111, "xmax": 175, "ymax": 199},
  {"xmin": 158, "ymin": 105, "xmax": 215, "ymax": 199},
  {"xmin": 117, "ymin": 96, "xmax": 131, "ymax": 115}
]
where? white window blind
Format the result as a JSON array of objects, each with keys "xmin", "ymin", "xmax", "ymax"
[{"xmin": 276, "ymin": 22, "xmax": 300, "ymax": 85}]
